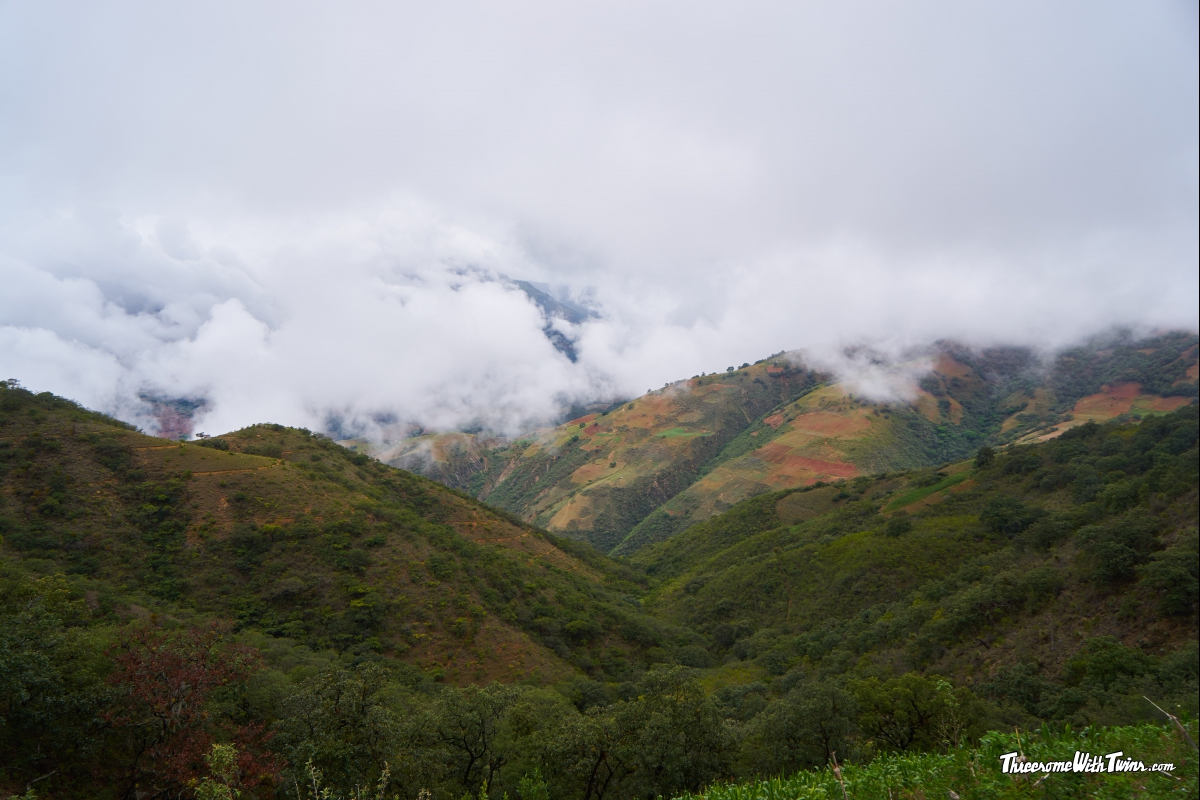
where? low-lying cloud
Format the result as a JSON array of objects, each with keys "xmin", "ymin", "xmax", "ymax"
[{"xmin": 0, "ymin": 2, "xmax": 1196, "ymax": 436}]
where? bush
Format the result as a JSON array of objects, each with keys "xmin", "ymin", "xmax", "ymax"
[
  {"xmin": 1077, "ymin": 509, "xmax": 1161, "ymax": 585},
  {"xmin": 885, "ymin": 514, "xmax": 913, "ymax": 537},
  {"xmin": 974, "ymin": 446, "xmax": 995, "ymax": 468},
  {"xmin": 979, "ymin": 496, "xmax": 1042, "ymax": 536},
  {"xmin": 1139, "ymin": 530, "xmax": 1199, "ymax": 615}
]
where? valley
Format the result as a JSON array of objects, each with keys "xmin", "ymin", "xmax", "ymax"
[{"xmin": 0, "ymin": 332, "xmax": 1196, "ymax": 799}]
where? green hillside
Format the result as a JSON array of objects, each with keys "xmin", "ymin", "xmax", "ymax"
[
  {"xmin": 398, "ymin": 333, "xmax": 1198, "ymax": 557},
  {"xmin": 470, "ymin": 359, "xmax": 823, "ymax": 553},
  {"xmin": 0, "ymin": 384, "xmax": 700, "ymax": 686},
  {"xmin": 1, "ymin": 384, "xmax": 1196, "ymax": 800},
  {"xmin": 632, "ymin": 404, "xmax": 1198, "ymax": 728}
]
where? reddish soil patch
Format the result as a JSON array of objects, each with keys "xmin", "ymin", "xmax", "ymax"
[
  {"xmin": 764, "ymin": 414, "xmax": 785, "ymax": 429},
  {"xmin": 767, "ymin": 366, "xmax": 784, "ymax": 375},
  {"xmin": 758, "ymin": 443, "xmax": 794, "ymax": 463},
  {"xmin": 1073, "ymin": 382, "xmax": 1140, "ymax": 418},
  {"xmin": 571, "ymin": 463, "xmax": 614, "ymax": 484},
  {"xmin": 755, "ymin": 443, "xmax": 857, "ymax": 478},
  {"xmin": 915, "ymin": 394, "xmax": 941, "ymax": 422},
  {"xmin": 790, "ymin": 411, "xmax": 871, "ymax": 437},
  {"xmin": 782, "ymin": 455, "xmax": 858, "ymax": 477},
  {"xmin": 566, "ymin": 413, "xmax": 598, "ymax": 426},
  {"xmin": 947, "ymin": 397, "xmax": 964, "ymax": 425},
  {"xmin": 1141, "ymin": 396, "xmax": 1193, "ymax": 412},
  {"xmin": 934, "ymin": 355, "xmax": 974, "ymax": 380}
]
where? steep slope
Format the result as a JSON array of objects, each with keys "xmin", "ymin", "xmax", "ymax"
[
  {"xmin": 630, "ymin": 405, "xmax": 1199, "ymax": 721},
  {"xmin": 375, "ymin": 431, "xmax": 507, "ymax": 495},
  {"xmin": 0, "ymin": 385, "xmax": 696, "ymax": 686},
  {"xmin": 424, "ymin": 333, "xmax": 1197, "ymax": 555},
  {"xmin": 474, "ymin": 360, "xmax": 822, "ymax": 552},
  {"xmin": 619, "ymin": 338, "xmax": 1198, "ymax": 552}
]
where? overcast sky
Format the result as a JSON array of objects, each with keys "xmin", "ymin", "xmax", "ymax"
[{"xmin": 1, "ymin": 1, "xmax": 1196, "ymax": 435}]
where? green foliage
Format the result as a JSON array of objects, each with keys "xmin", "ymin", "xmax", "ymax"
[
  {"xmin": 1078, "ymin": 510, "xmax": 1161, "ymax": 584},
  {"xmin": 979, "ymin": 495, "xmax": 1043, "ymax": 535},
  {"xmin": 0, "ymin": 571, "xmax": 109, "ymax": 787},
  {"xmin": 195, "ymin": 744, "xmax": 242, "ymax": 800},
  {"xmin": 0, "ymin": 381, "xmax": 1195, "ymax": 799},
  {"xmin": 632, "ymin": 405, "xmax": 1197, "ymax": 743},
  {"xmin": 883, "ymin": 513, "xmax": 912, "ymax": 537},
  {"xmin": 1139, "ymin": 529, "xmax": 1200, "ymax": 615},
  {"xmin": 275, "ymin": 664, "xmax": 404, "ymax": 793},
  {"xmin": 848, "ymin": 674, "xmax": 988, "ymax": 754},
  {"xmin": 1049, "ymin": 331, "xmax": 1200, "ymax": 401},
  {"xmin": 882, "ymin": 472, "xmax": 968, "ymax": 512},
  {"xmin": 737, "ymin": 679, "xmax": 857, "ymax": 775},
  {"xmin": 671, "ymin": 721, "xmax": 1199, "ymax": 799},
  {"xmin": 515, "ymin": 769, "xmax": 549, "ymax": 800},
  {"xmin": 974, "ymin": 445, "xmax": 995, "ymax": 467}
]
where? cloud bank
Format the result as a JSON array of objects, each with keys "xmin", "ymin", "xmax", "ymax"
[{"xmin": 0, "ymin": 2, "xmax": 1196, "ymax": 435}]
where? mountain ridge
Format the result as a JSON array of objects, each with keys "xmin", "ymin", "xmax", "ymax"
[{"xmin": 383, "ymin": 332, "xmax": 1198, "ymax": 556}]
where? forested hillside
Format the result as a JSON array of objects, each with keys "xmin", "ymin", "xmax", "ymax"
[
  {"xmin": 1, "ymin": 382, "xmax": 1195, "ymax": 800},
  {"xmin": 633, "ymin": 404, "xmax": 1198, "ymax": 730},
  {"xmin": 0, "ymin": 383, "xmax": 708, "ymax": 684}
]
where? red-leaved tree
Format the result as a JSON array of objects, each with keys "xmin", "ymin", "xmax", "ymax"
[{"xmin": 104, "ymin": 622, "xmax": 282, "ymax": 799}]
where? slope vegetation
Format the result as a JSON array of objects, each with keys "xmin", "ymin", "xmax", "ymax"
[
  {"xmin": 1, "ymin": 385, "xmax": 1196, "ymax": 800},
  {"xmin": 0, "ymin": 384, "xmax": 696, "ymax": 686},
  {"xmin": 469, "ymin": 360, "xmax": 821, "ymax": 552},
  {"xmin": 632, "ymin": 404, "xmax": 1199, "ymax": 728},
  {"xmin": 411, "ymin": 333, "xmax": 1198, "ymax": 555}
]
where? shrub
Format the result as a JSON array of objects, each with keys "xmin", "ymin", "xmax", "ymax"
[
  {"xmin": 1077, "ymin": 509, "xmax": 1161, "ymax": 585},
  {"xmin": 1139, "ymin": 530, "xmax": 1199, "ymax": 615},
  {"xmin": 979, "ymin": 496, "xmax": 1042, "ymax": 536}
]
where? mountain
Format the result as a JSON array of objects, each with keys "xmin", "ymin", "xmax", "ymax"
[
  {"xmin": 630, "ymin": 402, "xmax": 1198, "ymax": 722},
  {"xmin": 390, "ymin": 332, "xmax": 1198, "ymax": 556},
  {"xmin": 2, "ymin": 381, "xmax": 1195, "ymax": 800},
  {"xmin": 0, "ymin": 384, "xmax": 696, "ymax": 687},
  {"xmin": 514, "ymin": 280, "xmax": 598, "ymax": 362}
]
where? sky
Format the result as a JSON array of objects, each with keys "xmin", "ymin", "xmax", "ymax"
[{"xmin": 1, "ymin": 1, "xmax": 1197, "ymax": 436}]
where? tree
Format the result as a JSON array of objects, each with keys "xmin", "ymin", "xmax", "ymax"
[
  {"xmin": 275, "ymin": 664, "xmax": 403, "ymax": 795},
  {"xmin": 738, "ymin": 679, "xmax": 857, "ymax": 775},
  {"xmin": 104, "ymin": 623, "xmax": 279, "ymax": 798},
  {"xmin": 884, "ymin": 513, "xmax": 913, "ymax": 537},
  {"xmin": 0, "ymin": 573, "xmax": 108, "ymax": 792},
  {"xmin": 194, "ymin": 744, "xmax": 241, "ymax": 800},
  {"xmin": 979, "ymin": 496, "xmax": 1042, "ymax": 536},
  {"xmin": 425, "ymin": 683, "xmax": 526, "ymax": 792},
  {"xmin": 1077, "ymin": 509, "xmax": 1161, "ymax": 584},
  {"xmin": 537, "ymin": 667, "xmax": 731, "ymax": 800},
  {"xmin": 973, "ymin": 446, "xmax": 995, "ymax": 468},
  {"xmin": 1139, "ymin": 530, "xmax": 1199, "ymax": 615},
  {"xmin": 849, "ymin": 674, "xmax": 952, "ymax": 753}
]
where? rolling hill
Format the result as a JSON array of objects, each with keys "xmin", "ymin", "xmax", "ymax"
[{"xmin": 0, "ymin": 384, "xmax": 697, "ymax": 687}]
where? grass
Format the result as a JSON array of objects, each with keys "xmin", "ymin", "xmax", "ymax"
[
  {"xmin": 883, "ymin": 471, "xmax": 970, "ymax": 512},
  {"xmin": 140, "ymin": 443, "xmax": 276, "ymax": 473},
  {"xmin": 672, "ymin": 722, "xmax": 1199, "ymax": 799},
  {"xmin": 658, "ymin": 428, "xmax": 714, "ymax": 438}
]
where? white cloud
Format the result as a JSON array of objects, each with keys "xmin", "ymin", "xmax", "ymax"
[{"xmin": 0, "ymin": 2, "xmax": 1195, "ymax": 435}]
